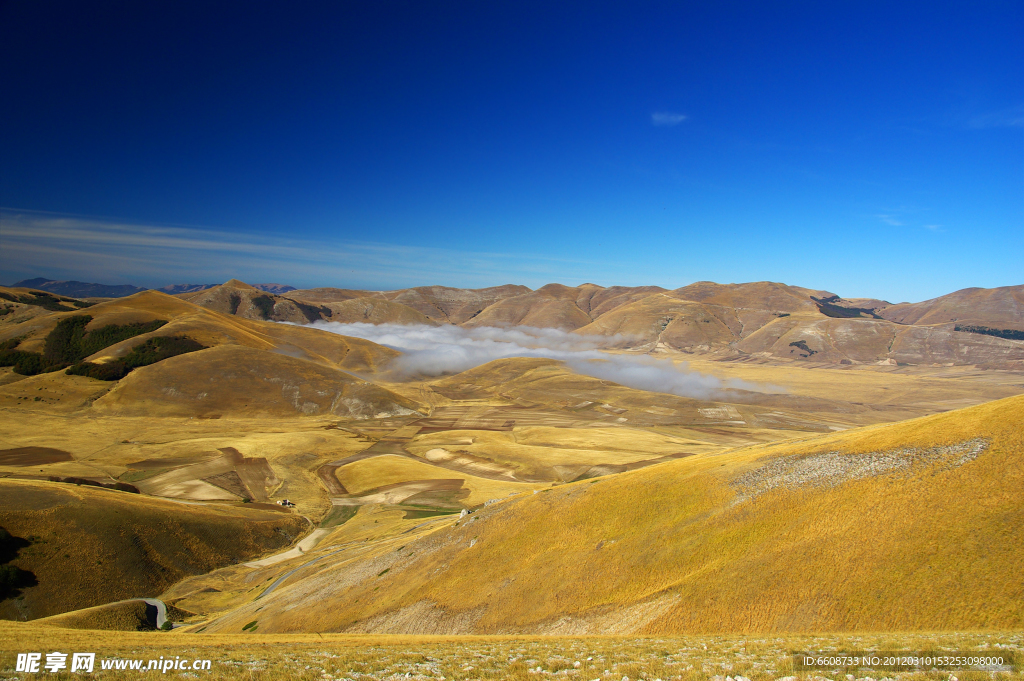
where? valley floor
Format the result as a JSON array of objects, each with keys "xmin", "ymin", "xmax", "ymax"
[{"xmin": 1, "ymin": 624, "xmax": 1020, "ymax": 680}]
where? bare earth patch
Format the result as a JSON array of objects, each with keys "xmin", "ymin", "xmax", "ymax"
[{"xmin": 0, "ymin": 446, "xmax": 73, "ymax": 466}]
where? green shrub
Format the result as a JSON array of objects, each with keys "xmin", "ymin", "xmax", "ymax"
[
  {"xmin": 789, "ymin": 340, "xmax": 817, "ymax": 356},
  {"xmin": 121, "ymin": 336, "xmax": 204, "ymax": 370},
  {"xmin": 251, "ymin": 294, "xmax": 276, "ymax": 319},
  {"xmin": 66, "ymin": 361, "xmax": 128, "ymax": 380},
  {"xmin": 43, "ymin": 316, "xmax": 92, "ymax": 365},
  {"xmin": 78, "ymin": 319, "xmax": 167, "ymax": 357},
  {"xmin": 810, "ymin": 295, "xmax": 882, "ymax": 319},
  {"xmin": 0, "ymin": 290, "xmax": 76, "ymax": 311},
  {"xmin": 7, "ymin": 316, "xmax": 170, "ymax": 376},
  {"xmin": 954, "ymin": 324, "xmax": 1024, "ymax": 341},
  {"xmin": 0, "ymin": 350, "xmax": 47, "ymax": 375},
  {"xmin": 67, "ymin": 336, "xmax": 206, "ymax": 381}
]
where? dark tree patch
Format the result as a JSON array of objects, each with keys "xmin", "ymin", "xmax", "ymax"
[
  {"xmin": 251, "ymin": 295, "xmax": 276, "ymax": 319},
  {"xmin": 67, "ymin": 336, "xmax": 206, "ymax": 381},
  {"xmin": 954, "ymin": 325, "xmax": 1024, "ymax": 341},
  {"xmin": 789, "ymin": 340, "xmax": 817, "ymax": 356},
  {"xmin": 0, "ymin": 316, "xmax": 167, "ymax": 376}
]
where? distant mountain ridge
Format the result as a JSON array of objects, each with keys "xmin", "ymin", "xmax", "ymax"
[
  {"xmin": 11, "ymin": 278, "xmax": 295, "ymax": 298},
  {"xmin": 12, "ymin": 278, "xmax": 147, "ymax": 298}
]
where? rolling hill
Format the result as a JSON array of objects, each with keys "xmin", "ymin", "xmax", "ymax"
[
  {"xmin": 0, "ymin": 287, "xmax": 420, "ymax": 418},
  {"xmin": 196, "ymin": 393, "xmax": 1024, "ymax": 635},
  {"xmin": 1, "ymin": 275, "xmax": 1022, "ymax": 636},
  {"xmin": 170, "ymin": 279, "xmax": 1024, "ymax": 368},
  {"xmin": 0, "ymin": 479, "xmax": 307, "ymax": 621}
]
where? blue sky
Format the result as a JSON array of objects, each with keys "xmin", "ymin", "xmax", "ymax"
[{"xmin": 1, "ymin": 1, "xmax": 1020, "ymax": 303}]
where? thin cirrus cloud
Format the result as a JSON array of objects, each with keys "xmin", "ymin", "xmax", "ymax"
[
  {"xmin": 0, "ymin": 208, "xmax": 621, "ymax": 289},
  {"xmin": 651, "ymin": 111, "xmax": 688, "ymax": 126},
  {"xmin": 967, "ymin": 105, "xmax": 1024, "ymax": 129},
  {"xmin": 307, "ymin": 321, "xmax": 778, "ymax": 400},
  {"xmin": 876, "ymin": 214, "xmax": 904, "ymax": 227}
]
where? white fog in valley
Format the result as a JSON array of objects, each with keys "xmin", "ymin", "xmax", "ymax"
[{"xmin": 308, "ymin": 322, "xmax": 777, "ymax": 400}]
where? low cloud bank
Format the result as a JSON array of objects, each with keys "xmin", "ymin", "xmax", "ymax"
[{"xmin": 310, "ymin": 322, "xmax": 775, "ymax": 400}]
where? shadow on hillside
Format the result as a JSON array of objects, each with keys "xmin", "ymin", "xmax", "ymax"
[{"xmin": 0, "ymin": 527, "xmax": 38, "ymax": 601}]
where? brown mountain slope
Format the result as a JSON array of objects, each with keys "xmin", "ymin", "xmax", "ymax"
[
  {"xmin": 283, "ymin": 287, "xmax": 377, "ymax": 303},
  {"xmin": 202, "ymin": 393, "xmax": 1024, "ymax": 635},
  {"xmin": 461, "ymin": 284, "xmax": 593, "ymax": 329},
  {"xmin": 877, "ymin": 284, "xmax": 1024, "ymax": 331},
  {"xmin": 577, "ymin": 294, "xmax": 775, "ymax": 350},
  {"xmin": 176, "ymin": 279, "xmax": 330, "ymax": 323},
  {"xmin": 736, "ymin": 315, "xmax": 1024, "ymax": 366},
  {"xmin": 382, "ymin": 285, "xmax": 532, "ymax": 324},
  {"xmin": 0, "ymin": 479, "xmax": 307, "ymax": 621},
  {"xmin": 669, "ymin": 280, "xmax": 834, "ymax": 312},
  {"xmin": 575, "ymin": 284, "xmax": 1024, "ymax": 366},
  {"xmin": 461, "ymin": 284, "xmax": 661, "ymax": 330},
  {"xmin": 315, "ymin": 298, "xmax": 438, "ymax": 325}
]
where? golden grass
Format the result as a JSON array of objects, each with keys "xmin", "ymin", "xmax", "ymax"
[
  {"xmin": 404, "ymin": 430, "xmax": 677, "ymax": 478},
  {"xmin": 684, "ymin": 357, "xmax": 1024, "ymax": 417},
  {"xmin": 0, "ymin": 479, "xmax": 308, "ymax": 621},
  {"xmin": 32, "ymin": 601, "xmax": 154, "ymax": 631},
  {"xmin": 0, "ymin": 621, "xmax": 1019, "ymax": 681},
  {"xmin": 334, "ymin": 455, "xmax": 539, "ymax": 505},
  {"xmin": 511, "ymin": 425, "xmax": 705, "ymax": 453},
  {"xmin": 211, "ymin": 394, "xmax": 1024, "ymax": 635}
]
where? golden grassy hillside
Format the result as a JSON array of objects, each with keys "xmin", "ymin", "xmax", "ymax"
[
  {"xmin": 32, "ymin": 600, "xmax": 156, "ymax": 631},
  {"xmin": 669, "ymin": 280, "xmax": 833, "ymax": 312},
  {"xmin": 0, "ymin": 288, "xmax": 419, "ymax": 417},
  {"xmin": 92, "ymin": 344, "xmax": 421, "ymax": 419},
  {"xmin": 315, "ymin": 297, "xmax": 438, "ymax": 325},
  {"xmin": 208, "ymin": 393, "xmax": 1023, "ymax": 635},
  {"xmin": 0, "ymin": 288, "xmax": 400, "ymax": 371},
  {"xmin": 383, "ymin": 285, "xmax": 532, "ymax": 324},
  {"xmin": 0, "ymin": 479, "xmax": 308, "ymax": 621}
]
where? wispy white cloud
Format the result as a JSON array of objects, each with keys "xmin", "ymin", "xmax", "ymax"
[
  {"xmin": 967, "ymin": 105, "xmax": 1024, "ymax": 129},
  {"xmin": 651, "ymin": 112, "xmax": 687, "ymax": 126},
  {"xmin": 876, "ymin": 214, "xmax": 904, "ymax": 226},
  {"xmin": 308, "ymin": 321, "xmax": 778, "ymax": 399},
  {"xmin": 0, "ymin": 209, "xmax": 630, "ymax": 289}
]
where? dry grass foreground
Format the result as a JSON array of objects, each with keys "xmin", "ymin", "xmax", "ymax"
[
  {"xmin": 0, "ymin": 623, "xmax": 1020, "ymax": 681},
  {"xmin": 201, "ymin": 394, "xmax": 1024, "ymax": 635}
]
